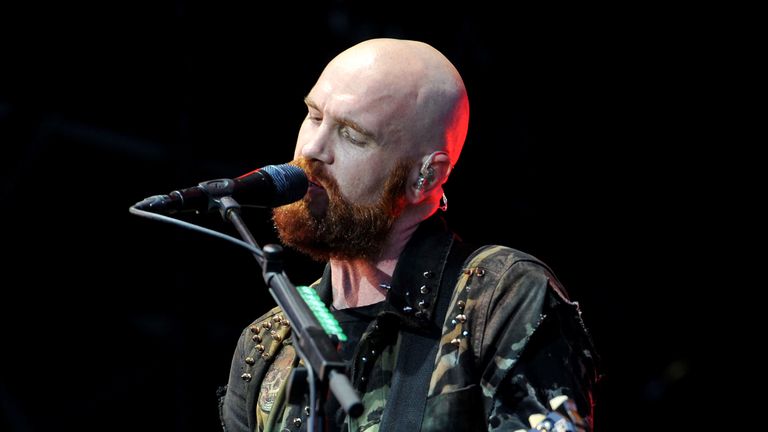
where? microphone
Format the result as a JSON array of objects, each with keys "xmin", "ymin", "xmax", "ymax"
[{"xmin": 133, "ymin": 163, "xmax": 308, "ymax": 214}]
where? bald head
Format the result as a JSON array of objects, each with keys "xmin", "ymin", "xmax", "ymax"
[
  {"xmin": 287, "ymin": 39, "xmax": 469, "ymax": 249},
  {"xmin": 318, "ymin": 38, "xmax": 469, "ymax": 166}
]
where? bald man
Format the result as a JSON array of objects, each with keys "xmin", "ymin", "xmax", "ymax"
[{"xmin": 221, "ymin": 39, "xmax": 597, "ymax": 432}]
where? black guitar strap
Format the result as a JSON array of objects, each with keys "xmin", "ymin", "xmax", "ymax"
[{"xmin": 378, "ymin": 237, "xmax": 477, "ymax": 431}]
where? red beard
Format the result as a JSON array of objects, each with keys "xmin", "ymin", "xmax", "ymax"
[{"xmin": 273, "ymin": 157, "xmax": 411, "ymax": 261}]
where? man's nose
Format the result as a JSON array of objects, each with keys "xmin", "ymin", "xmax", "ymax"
[{"xmin": 299, "ymin": 127, "xmax": 334, "ymax": 164}]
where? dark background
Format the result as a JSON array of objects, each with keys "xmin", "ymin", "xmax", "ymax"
[{"xmin": 1, "ymin": 2, "xmax": 725, "ymax": 431}]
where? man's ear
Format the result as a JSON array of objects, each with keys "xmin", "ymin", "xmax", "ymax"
[{"xmin": 406, "ymin": 151, "xmax": 452, "ymax": 204}]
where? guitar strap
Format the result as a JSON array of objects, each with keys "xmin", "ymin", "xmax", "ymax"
[{"xmin": 378, "ymin": 238, "xmax": 476, "ymax": 431}]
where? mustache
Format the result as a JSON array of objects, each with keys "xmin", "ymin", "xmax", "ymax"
[{"xmin": 292, "ymin": 158, "xmax": 335, "ymax": 189}]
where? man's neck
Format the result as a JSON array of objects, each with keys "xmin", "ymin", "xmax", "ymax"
[{"xmin": 330, "ymin": 215, "xmax": 422, "ymax": 310}]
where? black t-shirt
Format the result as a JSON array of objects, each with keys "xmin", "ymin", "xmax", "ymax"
[{"xmin": 323, "ymin": 301, "xmax": 385, "ymax": 431}]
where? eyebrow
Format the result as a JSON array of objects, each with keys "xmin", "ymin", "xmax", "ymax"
[{"xmin": 304, "ymin": 96, "xmax": 376, "ymax": 141}]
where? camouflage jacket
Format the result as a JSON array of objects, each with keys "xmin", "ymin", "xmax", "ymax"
[{"xmin": 220, "ymin": 217, "xmax": 598, "ymax": 431}]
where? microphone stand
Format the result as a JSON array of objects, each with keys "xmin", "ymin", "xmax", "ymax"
[{"xmin": 215, "ymin": 196, "xmax": 363, "ymax": 431}]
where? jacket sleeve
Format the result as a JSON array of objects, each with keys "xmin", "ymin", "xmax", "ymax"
[
  {"xmin": 480, "ymin": 262, "xmax": 598, "ymax": 431},
  {"xmin": 221, "ymin": 327, "xmax": 251, "ymax": 432},
  {"xmin": 487, "ymin": 302, "xmax": 597, "ymax": 430}
]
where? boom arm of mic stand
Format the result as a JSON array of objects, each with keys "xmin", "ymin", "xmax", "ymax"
[{"xmin": 218, "ymin": 197, "xmax": 363, "ymax": 423}]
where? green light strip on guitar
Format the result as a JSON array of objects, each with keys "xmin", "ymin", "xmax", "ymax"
[{"xmin": 296, "ymin": 285, "xmax": 348, "ymax": 342}]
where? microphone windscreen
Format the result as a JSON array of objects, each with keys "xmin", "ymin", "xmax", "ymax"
[{"xmin": 262, "ymin": 164, "xmax": 309, "ymax": 205}]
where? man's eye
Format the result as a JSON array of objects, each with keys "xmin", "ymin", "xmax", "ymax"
[
  {"xmin": 340, "ymin": 127, "xmax": 364, "ymax": 145},
  {"xmin": 308, "ymin": 113, "xmax": 322, "ymax": 124}
]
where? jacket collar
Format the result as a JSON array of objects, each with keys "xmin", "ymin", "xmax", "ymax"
[{"xmin": 315, "ymin": 215, "xmax": 456, "ymax": 334}]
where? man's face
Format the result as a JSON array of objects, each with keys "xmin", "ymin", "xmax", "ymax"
[
  {"xmin": 272, "ymin": 58, "xmax": 421, "ymax": 260},
  {"xmin": 293, "ymin": 57, "xmax": 419, "ymax": 210}
]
